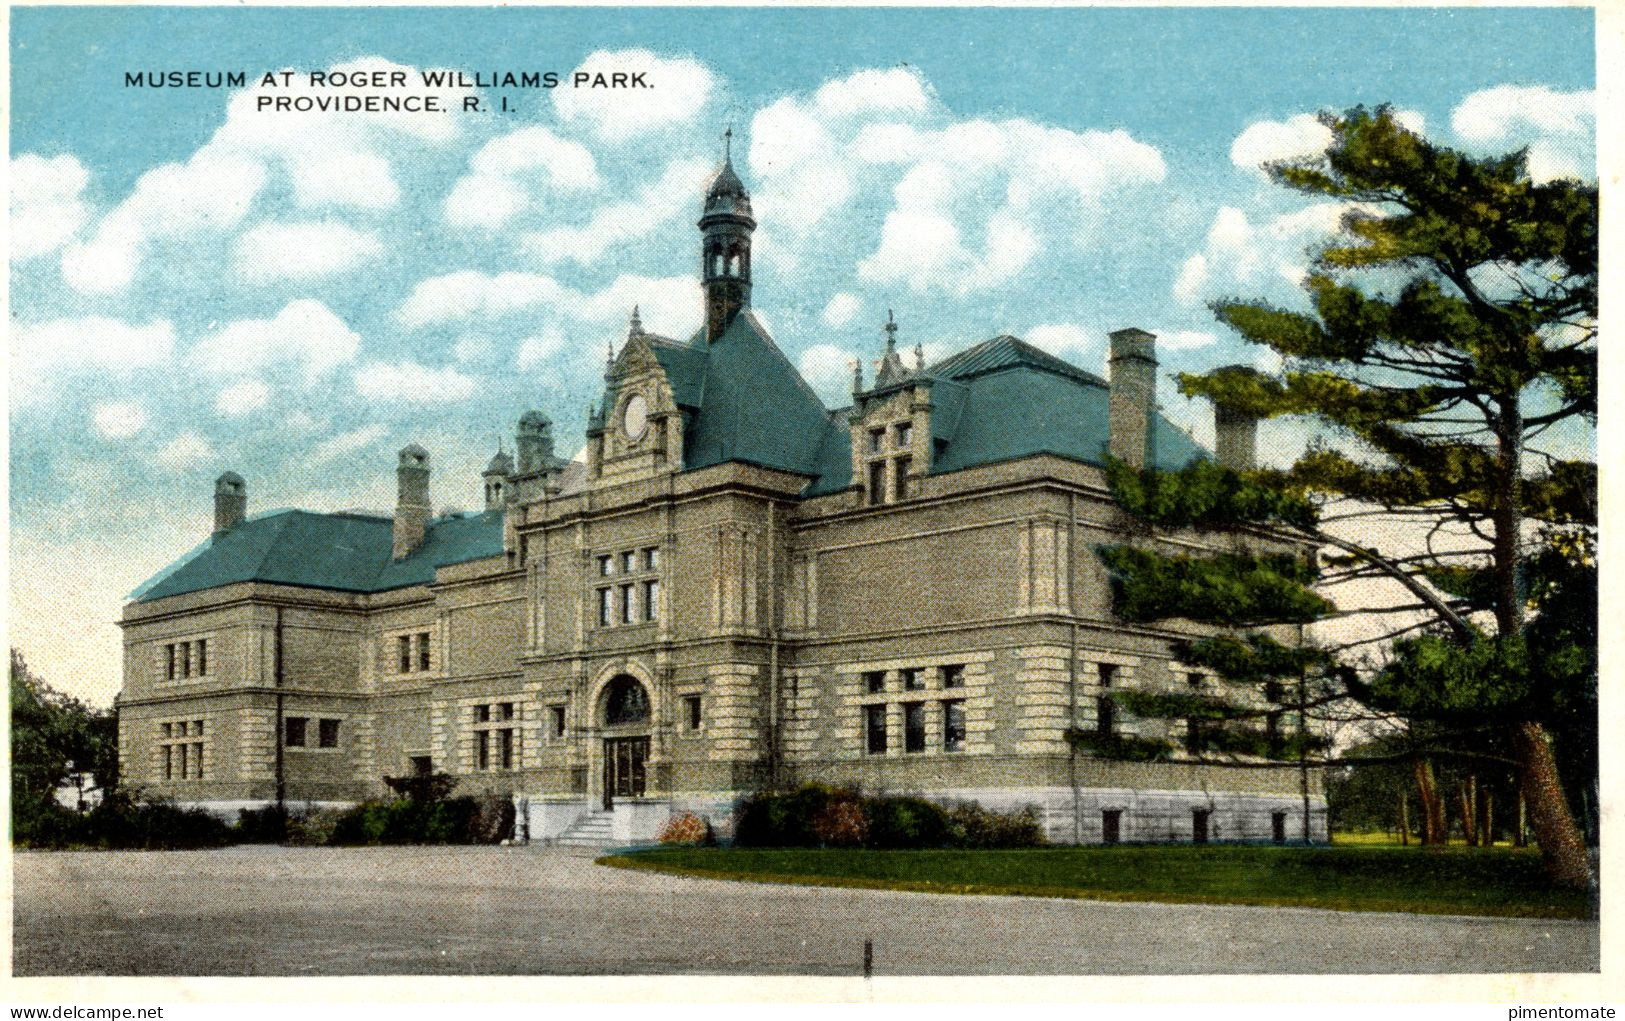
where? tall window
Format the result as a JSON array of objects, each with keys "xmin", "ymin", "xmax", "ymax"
[
  {"xmin": 395, "ymin": 633, "xmax": 432, "ymax": 673},
  {"xmin": 596, "ymin": 548, "xmax": 661, "ymax": 628},
  {"xmin": 597, "ymin": 587, "xmax": 612, "ymax": 626},
  {"xmin": 318, "ymin": 718, "xmax": 340, "ymax": 749},
  {"xmin": 893, "ymin": 456, "xmax": 912, "ymax": 500},
  {"xmin": 903, "ymin": 702, "xmax": 926, "ymax": 754},
  {"xmin": 642, "ymin": 580, "xmax": 659, "ymax": 622},
  {"xmin": 549, "ymin": 704, "xmax": 567, "ymax": 739},
  {"xmin": 683, "ymin": 695, "xmax": 702, "ymax": 731},
  {"xmin": 619, "ymin": 583, "xmax": 635, "ymax": 624},
  {"xmin": 1097, "ymin": 663, "xmax": 1118, "ymax": 736},
  {"xmin": 867, "ymin": 462, "xmax": 885, "ymax": 506},
  {"xmin": 165, "ymin": 645, "xmax": 176, "ymax": 680},
  {"xmin": 417, "ymin": 633, "xmax": 431, "ymax": 672},
  {"xmin": 196, "ymin": 639, "xmax": 208, "ymax": 675},
  {"xmin": 285, "ymin": 716, "xmax": 308, "ymax": 748},
  {"xmin": 900, "ymin": 668, "xmax": 924, "ymax": 691},
  {"xmin": 472, "ymin": 702, "xmax": 518, "ymax": 771},
  {"xmin": 864, "ymin": 704, "xmax": 888, "ymax": 756},
  {"xmin": 159, "ymin": 720, "xmax": 205, "ymax": 779},
  {"xmin": 895, "ymin": 422, "xmax": 912, "ymax": 447},
  {"xmin": 943, "ymin": 699, "xmax": 966, "ymax": 753},
  {"xmin": 398, "ymin": 635, "xmax": 412, "ymax": 673}
]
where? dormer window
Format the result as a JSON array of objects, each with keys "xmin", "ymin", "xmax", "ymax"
[
  {"xmin": 895, "ymin": 422, "xmax": 912, "ymax": 447},
  {"xmin": 868, "ymin": 429, "xmax": 884, "ymax": 454}
]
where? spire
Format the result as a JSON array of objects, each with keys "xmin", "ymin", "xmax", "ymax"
[
  {"xmin": 914, "ymin": 342, "xmax": 925, "ymax": 372},
  {"xmin": 851, "ymin": 356, "xmax": 864, "ymax": 399},
  {"xmin": 874, "ymin": 309, "xmax": 909, "ymax": 388},
  {"xmin": 605, "ymin": 339, "xmax": 615, "ymax": 379},
  {"xmin": 700, "ymin": 126, "xmax": 756, "ymax": 342},
  {"xmin": 628, "ymin": 304, "xmax": 642, "ymax": 339},
  {"xmin": 884, "ymin": 309, "xmax": 898, "ymax": 354},
  {"xmin": 724, "ymin": 124, "xmax": 732, "ymax": 161}
]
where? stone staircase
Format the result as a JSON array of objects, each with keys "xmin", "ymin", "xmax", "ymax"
[{"xmin": 552, "ymin": 810, "xmax": 615, "ymax": 847}]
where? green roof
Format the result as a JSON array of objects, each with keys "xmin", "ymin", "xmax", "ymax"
[{"xmin": 131, "ymin": 508, "xmax": 506, "ymax": 603}]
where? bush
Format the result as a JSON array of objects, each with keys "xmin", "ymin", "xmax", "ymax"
[
  {"xmin": 864, "ymin": 796, "xmax": 952, "ymax": 849},
  {"xmin": 945, "ymin": 802, "xmax": 1048, "ymax": 848},
  {"xmin": 658, "ymin": 812, "xmax": 715, "ymax": 846},
  {"xmin": 286, "ymin": 806, "xmax": 346, "ymax": 846},
  {"xmin": 734, "ymin": 784, "xmax": 845, "ymax": 847},
  {"xmin": 381, "ymin": 771, "xmax": 459, "ymax": 803},
  {"xmin": 811, "ymin": 797, "xmax": 867, "ymax": 847},
  {"xmin": 235, "ymin": 805, "xmax": 288, "ymax": 843},
  {"xmin": 79, "ymin": 791, "xmax": 234, "ymax": 850},
  {"xmin": 326, "ymin": 794, "xmax": 510, "ymax": 846}
]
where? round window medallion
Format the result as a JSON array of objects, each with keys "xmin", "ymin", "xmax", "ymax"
[{"xmin": 622, "ymin": 393, "xmax": 649, "ymax": 441}]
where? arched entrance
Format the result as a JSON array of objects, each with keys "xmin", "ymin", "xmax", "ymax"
[{"xmin": 599, "ymin": 675, "xmax": 651, "ymax": 810}]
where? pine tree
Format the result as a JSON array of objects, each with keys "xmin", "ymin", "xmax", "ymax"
[{"xmin": 1080, "ymin": 106, "xmax": 1595, "ymax": 887}]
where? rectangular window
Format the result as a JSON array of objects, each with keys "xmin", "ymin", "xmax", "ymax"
[
  {"xmin": 941, "ymin": 664, "xmax": 965, "ymax": 689},
  {"xmin": 864, "ymin": 670, "xmax": 886, "ymax": 694},
  {"xmin": 1099, "ymin": 663, "xmax": 1118, "ymax": 687},
  {"xmin": 162, "ymin": 744, "xmax": 173, "ymax": 780},
  {"xmin": 499, "ymin": 702, "xmax": 515, "ymax": 721},
  {"xmin": 901, "ymin": 668, "xmax": 924, "ymax": 691},
  {"xmin": 619, "ymin": 583, "xmax": 635, "ymax": 624},
  {"xmin": 194, "ymin": 719, "xmax": 204, "ymax": 736},
  {"xmin": 284, "ymin": 717, "xmax": 307, "ymax": 748},
  {"xmin": 417, "ymin": 633, "xmax": 431, "ymax": 672},
  {"xmin": 549, "ymin": 705, "xmax": 566, "ymax": 738},
  {"xmin": 683, "ymin": 694, "xmax": 702, "ymax": 731},
  {"xmin": 1097, "ymin": 695, "xmax": 1116, "ymax": 735},
  {"xmin": 160, "ymin": 722, "xmax": 173, "ymax": 739},
  {"xmin": 1102, "ymin": 809, "xmax": 1122, "ymax": 845},
  {"xmin": 868, "ymin": 428, "xmax": 885, "ymax": 453},
  {"xmin": 477, "ymin": 730, "xmax": 490, "ymax": 771},
  {"xmin": 196, "ymin": 639, "xmax": 207, "ymax": 676},
  {"xmin": 597, "ymin": 587, "xmax": 612, "ymax": 626},
  {"xmin": 475, "ymin": 704, "xmax": 490, "ymax": 724},
  {"xmin": 895, "ymin": 422, "xmax": 912, "ymax": 447},
  {"xmin": 398, "ymin": 635, "xmax": 412, "ymax": 673},
  {"xmin": 598, "ymin": 554, "xmax": 613, "ymax": 577},
  {"xmin": 165, "ymin": 644, "xmax": 176, "ymax": 680},
  {"xmin": 643, "ymin": 547, "xmax": 660, "ymax": 570},
  {"xmin": 620, "ymin": 550, "xmax": 637, "ymax": 574},
  {"xmin": 499, "ymin": 729, "xmax": 514, "ymax": 770},
  {"xmin": 904, "ymin": 701, "xmax": 926, "ymax": 754},
  {"xmin": 642, "ymin": 579, "xmax": 659, "ymax": 621},
  {"xmin": 192, "ymin": 742, "xmax": 204, "ymax": 778},
  {"xmin": 411, "ymin": 755, "xmax": 432, "ymax": 777},
  {"xmin": 177, "ymin": 743, "xmax": 188, "ymax": 778},
  {"xmin": 1187, "ymin": 671, "xmax": 1205, "ymax": 689},
  {"xmin": 179, "ymin": 641, "xmax": 192, "ymax": 678},
  {"xmin": 943, "ymin": 699, "xmax": 966, "ymax": 753},
  {"xmin": 864, "ymin": 703, "xmax": 888, "ymax": 756},
  {"xmin": 1185, "ymin": 718, "xmax": 1203, "ymax": 754},
  {"xmin": 318, "ymin": 718, "xmax": 340, "ymax": 749},
  {"xmin": 893, "ymin": 456, "xmax": 911, "ymax": 500},
  {"xmin": 868, "ymin": 461, "xmax": 885, "ymax": 506}
]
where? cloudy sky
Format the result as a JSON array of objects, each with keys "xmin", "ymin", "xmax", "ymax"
[{"xmin": 8, "ymin": 7, "xmax": 1596, "ymax": 704}]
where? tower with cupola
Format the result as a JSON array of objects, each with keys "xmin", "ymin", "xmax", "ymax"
[{"xmin": 699, "ymin": 129, "xmax": 755, "ymax": 342}]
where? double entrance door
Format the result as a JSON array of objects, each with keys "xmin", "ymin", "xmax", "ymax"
[{"xmin": 603, "ymin": 736, "xmax": 648, "ymax": 810}]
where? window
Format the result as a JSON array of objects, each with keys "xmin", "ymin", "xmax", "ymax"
[
  {"xmin": 472, "ymin": 701, "xmax": 519, "ymax": 771},
  {"xmin": 901, "ymin": 668, "xmax": 924, "ymax": 691},
  {"xmin": 864, "ymin": 670, "xmax": 886, "ymax": 694},
  {"xmin": 943, "ymin": 699, "xmax": 966, "ymax": 753},
  {"xmin": 893, "ymin": 456, "xmax": 911, "ymax": 500},
  {"xmin": 868, "ymin": 428, "xmax": 885, "ymax": 454},
  {"xmin": 864, "ymin": 704, "xmax": 888, "ymax": 755},
  {"xmin": 597, "ymin": 587, "xmax": 612, "ymax": 626},
  {"xmin": 642, "ymin": 580, "xmax": 659, "ymax": 622},
  {"xmin": 604, "ymin": 677, "xmax": 650, "ymax": 725},
  {"xmin": 177, "ymin": 743, "xmax": 189, "ymax": 778},
  {"xmin": 193, "ymin": 742, "xmax": 204, "ymax": 777},
  {"xmin": 1102, "ymin": 809, "xmax": 1122, "ymax": 845},
  {"xmin": 410, "ymin": 755, "xmax": 432, "ymax": 777},
  {"xmin": 417, "ymin": 633, "xmax": 431, "ymax": 672},
  {"xmin": 867, "ymin": 461, "xmax": 885, "ymax": 506},
  {"xmin": 619, "ymin": 583, "xmax": 635, "ymax": 624},
  {"xmin": 942, "ymin": 664, "xmax": 965, "ymax": 689},
  {"xmin": 1263, "ymin": 681, "xmax": 1283, "ymax": 704},
  {"xmin": 162, "ymin": 745, "xmax": 173, "ymax": 780},
  {"xmin": 499, "ymin": 702, "xmax": 514, "ymax": 721},
  {"xmin": 165, "ymin": 645, "xmax": 176, "ymax": 680},
  {"xmin": 1272, "ymin": 811, "xmax": 1288, "ymax": 844},
  {"xmin": 196, "ymin": 639, "xmax": 208, "ymax": 676},
  {"xmin": 549, "ymin": 704, "xmax": 567, "ymax": 738},
  {"xmin": 398, "ymin": 635, "xmax": 412, "ymax": 673},
  {"xmin": 683, "ymin": 695, "xmax": 702, "ymax": 731},
  {"xmin": 903, "ymin": 702, "xmax": 926, "ymax": 753},
  {"xmin": 318, "ymin": 718, "xmax": 340, "ymax": 749},
  {"xmin": 194, "ymin": 719, "xmax": 204, "ymax": 736},
  {"xmin": 1185, "ymin": 717, "xmax": 1203, "ymax": 754},
  {"xmin": 1097, "ymin": 663, "xmax": 1117, "ymax": 736},
  {"xmin": 598, "ymin": 554, "xmax": 613, "ymax": 577},
  {"xmin": 499, "ymin": 729, "xmax": 514, "ymax": 770},
  {"xmin": 1192, "ymin": 808, "xmax": 1211, "ymax": 844},
  {"xmin": 621, "ymin": 550, "xmax": 637, "ymax": 574},
  {"xmin": 477, "ymin": 731, "xmax": 490, "ymax": 771},
  {"xmin": 895, "ymin": 422, "xmax": 912, "ymax": 447},
  {"xmin": 1187, "ymin": 671, "xmax": 1204, "ymax": 689},
  {"xmin": 285, "ymin": 716, "xmax": 307, "ymax": 748},
  {"xmin": 475, "ymin": 704, "xmax": 490, "ymax": 724},
  {"xmin": 643, "ymin": 547, "xmax": 660, "ymax": 570},
  {"xmin": 158, "ymin": 719, "xmax": 205, "ymax": 780}
]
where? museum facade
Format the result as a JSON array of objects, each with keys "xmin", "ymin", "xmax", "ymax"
[{"xmin": 117, "ymin": 157, "xmax": 1327, "ymax": 845}]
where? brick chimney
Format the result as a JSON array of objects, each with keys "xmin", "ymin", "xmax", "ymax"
[
  {"xmin": 393, "ymin": 444, "xmax": 431, "ymax": 560},
  {"xmin": 1210, "ymin": 365, "xmax": 1261, "ymax": 470},
  {"xmin": 1108, "ymin": 328, "xmax": 1158, "ymax": 468},
  {"xmin": 213, "ymin": 471, "xmax": 246, "ymax": 537}
]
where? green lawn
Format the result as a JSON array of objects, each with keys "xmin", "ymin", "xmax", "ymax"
[{"xmin": 601, "ymin": 844, "xmax": 1594, "ymax": 919}]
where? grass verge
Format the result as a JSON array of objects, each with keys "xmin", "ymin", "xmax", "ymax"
[{"xmin": 599, "ymin": 844, "xmax": 1595, "ymax": 919}]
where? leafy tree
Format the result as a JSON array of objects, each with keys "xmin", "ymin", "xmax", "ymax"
[
  {"xmin": 1084, "ymin": 106, "xmax": 1594, "ymax": 886},
  {"xmin": 11, "ymin": 648, "xmax": 119, "ymax": 841}
]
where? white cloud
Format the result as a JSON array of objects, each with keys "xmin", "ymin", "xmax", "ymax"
[
  {"xmin": 11, "ymin": 154, "xmax": 91, "ymax": 262},
  {"xmin": 522, "ymin": 157, "xmax": 708, "ymax": 265},
  {"xmin": 310, "ymin": 424, "xmax": 388, "ymax": 464},
  {"xmin": 554, "ymin": 50, "xmax": 714, "ymax": 142},
  {"xmin": 11, "ymin": 316, "xmax": 175, "ymax": 396},
  {"xmin": 191, "ymin": 299, "xmax": 361, "ymax": 382},
  {"xmin": 813, "ymin": 68, "xmax": 931, "ymax": 120},
  {"xmin": 92, "ymin": 403, "xmax": 147, "ymax": 440},
  {"xmin": 797, "ymin": 343, "xmax": 859, "ymax": 404},
  {"xmin": 516, "ymin": 329, "xmax": 565, "ymax": 371},
  {"xmin": 353, "ymin": 361, "xmax": 477, "ymax": 403},
  {"xmin": 1024, "ymin": 323, "xmax": 1096, "ymax": 363},
  {"xmin": 397, "ymin": 270, "xmax": 698, "ymax": 338},
  {"xmin": 445, "ymin": 126, "xmax": 601, "ymax": 229},
  {"xmin": 822, "ymin": 293, "xmax": 861, "ymax": 329},
  {"xmin": 1451, "ymin": 85, "xmax": 1592, "ymax": 144},
  {"xmin": 1230, "ymin": 114, "xmax": 1332, "ymax": 174},
  {"xmin": 1172, "ymin": 201, "xmax": 1365, "ymax": 306},
  {"xmin": 155, "ymin": 432, "xmax": 217, "ymax": 470},
  {"xmin": 215, "ymin": 379, "xmax": 271, "ymax": 417},
  {"xmin": 233, "ymin": 220, "xmax": 384, "ymax": 280}
]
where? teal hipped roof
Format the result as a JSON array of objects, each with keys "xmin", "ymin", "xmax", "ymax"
[{"xmin": 131, "ymin": 508, "xmax": 505, "ymax": 604}]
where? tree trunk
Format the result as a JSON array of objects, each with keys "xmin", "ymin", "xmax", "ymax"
[
  {"xmin": 1512, "ymin": 720, "xmax": 1592, "ymax": 886},
  {"xmin": 1398, "ymin": 787, "xmax": 1410, "ymax": 846},
  {"xmin": 1515, "ymin": 791, "xmax": 1528, "ymax": 847},
  {"xmin": 1460, "ymin": 775, "xmax": 1478, "ymax": 847},
  {"xmin": 1480, "ymin": 790, "xmax": 1494, "ymax": 848},
  {"xmin": 1413, "ymin": 757, "xmax": 1445, "ymax": 845}
]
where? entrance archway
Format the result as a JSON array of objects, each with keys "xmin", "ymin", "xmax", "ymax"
[{"xmin": 598, "ymin": 675, "xmax": 651, "ymax": 809}]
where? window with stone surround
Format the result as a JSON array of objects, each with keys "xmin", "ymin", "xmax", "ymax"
[
  {"xmin": 863, "ymin": 670, "xmax": 886, "ymax": 694},
  {"xmin": 864, "ymin": 704, "xmax": 887, "ymax": 755},
  {"xmin": 391, "ymin": 632, "xmax": 433, "ymax": 675},
  {"xmin": 941, "ymin": 664, "xmax": 965, "ymax": 689},
  {"xmin": 903, "ymin": 702, "xmax": 926, "ymax": 753},
  {"xmin": 158, "ymin": 719, "xmax": 206, "ymax": 779},
  {"xmin": 284, "ymin": 716, "xmax": 307, "ymax": 748},
  {"xmin": 683, "ymin": 694, "xmax": 702, "ymax": 732},
  {"xmin": 867, "ymin": 462, "xmax": 885, "ymax": 506},
  {"xmin": 160, "ymin": 637, "xmax": 212, "ymax": 682},
  {"xmin": 472, "ymin": 701, "xmax": 518, "ymax": 771},
  {"xmin": 893, "ymin": 456, "xmax": 912, "ymax": 500},
  {"xmin": 595, "ymin": 547, "xmax": 661, "ymax": 628},
  {"xmin": 943, "ymin": 700, "xmax": 966, "ymax": 753},
  {"xmin": 597, "ymin": 587, "xmax": 612, "ymax": 626},
  {"xmin": 901, "ymin": 668, "xmax": 924, "ymax": 691},
  {"xmin": 1096, "ymin": 664, "xmax": 1118, "ymax": 735},
  {"xmin": 549, "ymin": 704, "xmax": 567, "ymax": 739},
  {"xmin": 318, "ymin": 718, "xmax": 341, "ymax": 749}
]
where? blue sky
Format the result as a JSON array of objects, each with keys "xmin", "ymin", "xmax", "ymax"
[{"xmin": 8, "ymin": 6, "xmax": 1596, "ymax": 704}]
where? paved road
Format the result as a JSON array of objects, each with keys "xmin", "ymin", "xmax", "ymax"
[{"xmin": 12, "ymin": 845, "xmax": 1598, "ymax": 976}]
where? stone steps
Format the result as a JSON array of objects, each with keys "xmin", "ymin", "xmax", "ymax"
[{"xmin": 553, "ymin": 810, "xmax": 616, "ymax": 847}]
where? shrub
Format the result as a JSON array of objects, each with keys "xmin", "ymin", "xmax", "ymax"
[
  {"xmin": 286, "ymin": 806, "xmax": 346, "ymax": 847},
  {"xmin": 864, "ymin": 796, "xmax": 952, "ymax": 849},
  {"xmin": 381, "ymin": 771, "xmax": 459, "ymax": 803},
  {"xmin": 326, "ymin": 794, "xmax": 508, "ymax": 846},
  {"xmin": 658, "ymin": 812, "xmax": 715, "ymax": 846},
  {"xmin": 811, "ymin": 797, "xmax": 867, "ymax": 847},
  {"xmin": 734, "ymin": 784, "xmax": 845, "ymax": 847},
  {"xmin": 235, "ymin": 805, "xmax": 288, "ymax": 843},
  {"xmin": 79, "ymin": 791, "xmax": 234, "ymax": 850},
  {"xmin": 945, "ymin": 802, "xmax": 1048, "ymax": 848}
]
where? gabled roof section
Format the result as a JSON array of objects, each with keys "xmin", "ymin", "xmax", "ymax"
[
  {"xmin": 681, "ymin": 311, "xmax": 830, "ymax": 477},
  {"xmin": 930, "ymin": 334, "xmax": 1108, "ymax": 387},
  {"xmin": 131, "ymin": 508, "xmax": 506, "ymax": 604},
  {"xmin": 647, "ymin": 337, "xmax": 707, "ymax": 409}
]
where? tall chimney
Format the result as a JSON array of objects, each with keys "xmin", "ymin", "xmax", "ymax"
[
  {"xmin": 516, "ymin": 410, "xmax": 554, "ymax": 475},
  {"xmin": 1108, "ymin": 328, "xmax": 1158, "ymax": 468},
  {"xmin": 393, "ymin": 444, "xmax": 431, "ymax": 560},
  {"xmin": 213, "ymin": 471, "xmax": 246, "ymax": 537},
  {"xmin": 1211, "ymin": 365, "xmax": 1261, "ymax": 471}
]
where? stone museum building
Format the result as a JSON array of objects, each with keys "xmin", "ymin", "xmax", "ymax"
[{"xmin": 117, "ymin": 157, "xmax": 1328, "ymax": 846}]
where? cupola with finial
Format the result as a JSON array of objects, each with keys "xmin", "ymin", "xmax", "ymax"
[{"xmin": 699, "ymin": 126, "xmax": 756, "ymax": 343}]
